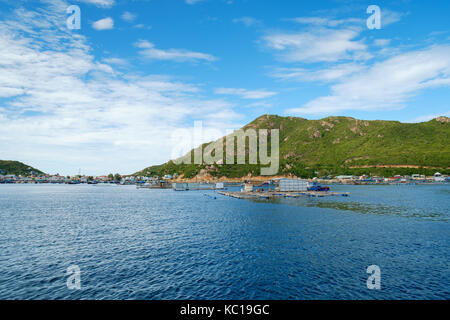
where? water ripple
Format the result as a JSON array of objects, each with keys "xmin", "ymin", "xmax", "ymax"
[{"xmin": 0, "ymin": 184, "xmax": 448, "ymax": 300}]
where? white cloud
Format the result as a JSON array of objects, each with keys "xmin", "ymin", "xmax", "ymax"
[
  {"xmin": 103, "ymin": 57, "xmax": 128, "ymax": 66},
  {"xmin": 92, "ymin": 17, "xmax": 114, "ymax": 30},
  {"xmin": 291, "ymin": 10, "xmax": 403, "ymax": 28},
  {"xmin": 121, "ymin": 11, "xmax": 136, "ymax": 22},
  {"xmin": 135, "ymin": 40, "xmax": 217, "ymax": 62},
  {"xmin": 408, "ymin": 111, "xmax": 450, "ymax": 123},
  {"xmin": 214, "ymin": 88, "xmax": 277, "ymax": 99},
  {"xmin": 264, "ymin": 11, "xmax": 403, "ymax": 64},
  {"xmin": 245, "ymin": 101, "xmax": 273, "ymax": 108},
  {"xmin": 382, "ymin": 9, "xmax": 404, "ymax": 27},
  {"xmin": 291, "ymin": 16, "xmax": 364, "ymax": 27},
  {"xmin": 0, "ymin": 3, "xmax": 240, "ymax": 175},
  {"xmin": 76, "ymin": 0, "xmax": 115, "ymax": 8},
  {"xmin": 272, "ymin": 63, "xmax": 366, "ymax": 83},
  {"xmin": 186, "ymin": 0, "xmax": 205, "ymax": 4},
  {"xmin": 264, "ymin": 27, "xmax": 370, "ymax": 63},
  {"xmin": 374, "ymin": 38, "xmax": 391, "ymax": 46},
  {"xmin": 233, "ymin": 17, "xmax": 262, "ymax": 27},
  {"xmin": 133, "ymin": 24, "xmax": 151, "ymax": 30},
  {"xmin": 287, "ymin": 46, "xmax": 450, "ymax": 115}
]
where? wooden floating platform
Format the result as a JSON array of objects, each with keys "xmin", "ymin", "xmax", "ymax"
[{"xmin": 217, "ymin": 191, "xmax": 349, "ymax": 200}]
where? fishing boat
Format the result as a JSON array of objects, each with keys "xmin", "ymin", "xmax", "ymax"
[{"xmin": 307, "ymin": 182, "xmax": 330, "ymax": 192}]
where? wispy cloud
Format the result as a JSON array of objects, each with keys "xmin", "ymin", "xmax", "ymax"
[
  {"xmin": 0, "ymin": 2, "xmax": 239, "ymax": 175},
  {"xmin": 135, "ymin": 40, "xmax": 217, "ymax": 62},
  {"xmin": 92, "ymin": 17, "xmax": 114, "ymax": 30},
  {"xmin": 407, "ymin": 110, "xmax": 450, "ymax": 123},
  {"xmin": 290, "ymin": 16, "xmax": 364, "ymax": 27},
  {"xmin": 233, "ymin": 16, "xmax": 262, "ymax": 27},
  {"xmin": 214, "ymin": 88, "xmax": 277, "ymax": 99},
  {"xmin": 373, "ymin": 38, "xmax": 391, "ymax": 47},
  {"xmin": 265, "ymin": 11, "xmax": 403, "ymax": 64},
  {"xmin": 264, "ymin": 27, "xmax": 370, "ymax": 63},
  {"xmin": 121, "ymin": 11, "xmax": 136, "ymax": 23},
  {"xmin": 76, "ymin": 0, "xmax": 115, "ymax": 8},
  {"xmin": 287, "ymin": 46, "xmax": 450, "ymax": 115},
  {"xmin": 272, "ymin": 63, "xmax": 366, "ymax": 83},
  {"xmin": 186, "ymin": 0, "xmax": 205, "ymax": 4},
  {"xmin": 290, "ymin": 9, "xmax": 403, "ymax": 28},
  {"xmin": 408, "ymin": 111, "xmax": 450, "ymax": 123},
  {"xmin": 103, "ymin": 57, "xmax": 129, "ymax": 66},
  {"xmin": 381, "ymin": 9, "xmax": 405, "ymax": 27}
]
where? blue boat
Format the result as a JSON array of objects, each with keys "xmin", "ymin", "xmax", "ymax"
[{"xmin": 307, "ymin": 182, "xmax": 330, "ymax": 192}]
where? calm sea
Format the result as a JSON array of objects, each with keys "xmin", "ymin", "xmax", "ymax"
[{"xmin": 0, "ymin": 184, "xmax": 448, "ymax": 299}]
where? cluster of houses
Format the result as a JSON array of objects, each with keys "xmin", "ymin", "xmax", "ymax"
[
  {"xmin": 0, "ymin": 172, "xmax": 180, "ymax": 185},
  {"xmin": 1, "ymin": 174, "xmax": 99, "ymax": 184},
  {"xmin": 1, "ymin": 172, "xmax": 448, "ymax": 185},
  {"xmin": 320, "ymin": 172, "xmax": 449, "ymax": 184}
]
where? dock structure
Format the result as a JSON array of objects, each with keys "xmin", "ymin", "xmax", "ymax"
[
  {"xmin": 217, "ymin": 190, "xmax": 349, "ymax": 200},
  {"xmin": 172, "ymin": 182, "xmax": 217, "ymax": 191}
]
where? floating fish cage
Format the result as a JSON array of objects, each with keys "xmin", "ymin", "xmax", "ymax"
[
  {"xmin": 279, "ymin": 178, "xmax": 308, "ymax": 192},
  {"xmin": 215, "ymin": 182, "xmax": 225, "ymax": 190},
  {"xmin": 172, "ymin": 183, "xmax": 216, "ymax": 191},
  {"xmin": 172, "ymin": 183, "xmax": 189, "ymax": 191}
]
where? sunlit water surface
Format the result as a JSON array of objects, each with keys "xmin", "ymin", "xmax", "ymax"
[{"xmin": 0, "ymin": 184, "xmax": 448, "ymax": 299}]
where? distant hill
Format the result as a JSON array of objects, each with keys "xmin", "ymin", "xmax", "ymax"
[
  {"xmin": 136, "ymin": 115, "xmax": 450, "ymax": 179},
  {"xmin": 0, "ymin": 160, "xmax": 44, "ymax": 176}
]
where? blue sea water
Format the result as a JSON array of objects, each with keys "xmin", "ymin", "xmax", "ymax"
[{"xmin": 0, "ymin": 184, "xmax": 448, "ymax": 300}]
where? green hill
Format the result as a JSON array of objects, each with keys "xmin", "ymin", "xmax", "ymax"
[
  {"xmin": 0, "ymin": 160, "xmax": 45, "ymax": 176},
  {"xmin": 136, "ymin": 115, "xmax": 450, "ymax": 178}
]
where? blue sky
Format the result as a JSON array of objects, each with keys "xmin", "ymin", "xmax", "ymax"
[{"xmin": 0, "ymin": 0, "xmax": 449, "ymax": 175}]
